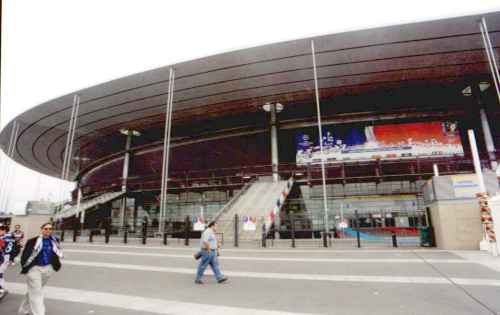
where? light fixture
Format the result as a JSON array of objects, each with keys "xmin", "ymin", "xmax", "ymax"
[
  {"xmin": 461, "ymin": 86, "xmax": 472, "ymax": 96},
  {"xmin": 262, "ymin": 102, "xmax": 284, "ymax": 112},
  {"xmin": 72, "ymin": 156, "xmax": 90, "ymax": 161},
  {"xmin": 295, "ymin": 172, "xmax": 304, "ymax": 176},
  {"xmin": 479, "ymin": 81, "xmax": 490, "ymax": 92},
  {"xmin": 120, "ymin": 129, "xmax": 141, "ymax": 136}
]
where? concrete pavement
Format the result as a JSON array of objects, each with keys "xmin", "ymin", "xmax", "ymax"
[{"xmin": 2, "ymin": 243, "xmax": 500, "ymax": 314}]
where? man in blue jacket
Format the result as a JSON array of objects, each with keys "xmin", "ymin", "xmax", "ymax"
[{"xmin": 18, "ymin": 222, "xmax": 63, "ymax": 315}]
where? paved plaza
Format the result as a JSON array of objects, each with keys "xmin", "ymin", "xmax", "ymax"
[{"xmin": 2, "ymin": 242, "xmax": 500, "ymax": 314}]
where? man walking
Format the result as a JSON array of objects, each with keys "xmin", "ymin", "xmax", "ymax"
[
  {"xmin": 0, "ymin": 224, "xmax": 18, "ymax": 300},
  {"xmin": 195, "ymin": 221, "xmax": 227, "ymax": 284},
  {"xmin": 18, "ymin": 222, "xmax": 63, "ymax": 315}
]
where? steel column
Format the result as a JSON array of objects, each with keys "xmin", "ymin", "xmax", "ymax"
[
  {"xmin": 479, "ymin": 18, "xmax": 500, "ymax": 105},
  {"xmin": 311, "ymin": 40, "xmax": 329, "ymax": 246},
  {"xmin": 159, "ymin": 68, "xmax": 175, "ymax": 232},
  {"xmin": 0, "ymin": 121, "xmax": 19, "ymax": 212}
]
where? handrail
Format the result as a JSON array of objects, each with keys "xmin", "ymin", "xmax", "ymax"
[{"xmin": 212, "ymin": 177, "xmax": 257, "ymax": 222}]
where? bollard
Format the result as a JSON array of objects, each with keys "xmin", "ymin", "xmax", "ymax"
[
  {"xmin": 142, "ymin": 223, "xmax": 147, "ymax": 245},
  {"xmin": 234, "ymin": 214, "xmax": 239, "ymax": 247},
  {"xmin": 123, "ymin": 227, "xmax": 128, "ymax": 244},
  {"xmin": 392, "ymin": 233, "xmax": 398, "ymax": 248},
  {"xmin": 105, "ymin": 227, "xmax": 110, "ymax": 244},
  {"xmin": 291, "ymin": 213, "xmax": 296, "ymax": 248},
  {"xmin": 61, "ymin": 230, "xmax": 65, "ymax": 242},
  {"xmin": 322, "ymin": 231, "xmax": 328, "ymax": 248},
  {"xmin": 73, "ymin": 227, "xmax": 78, "ymax": 243},
  {"xmin": 89, "ymin": 230, "xmax": 94, "ymax": 243},
  {"xmin": 163, "ymin": 232, "xmax": 168, "ymax": 246},
  {"xmin": 184, "ymin": 216, "xmax": 190, "ymax": 246},
  {"xmin": 261, "ymin": 224, "xmax": 267, "ymax": 248},
  {"xmin": 355, "ymin": 210, "xmax": 361, "ymax": 248}
]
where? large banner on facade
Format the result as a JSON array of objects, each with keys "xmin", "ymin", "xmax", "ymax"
[{"xmin": 296, "ymin": 121, "xmax": 463, "ymax": 164}]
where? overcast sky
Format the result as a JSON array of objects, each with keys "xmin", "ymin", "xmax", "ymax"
[{"xmin": 1, "ymin": 0, "xmax": 500, "ymax": 214}]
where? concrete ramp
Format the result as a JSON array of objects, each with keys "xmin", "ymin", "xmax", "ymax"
[{"xmin": 218, "ymin": 178, "xmax": 292, "ymax": 242}]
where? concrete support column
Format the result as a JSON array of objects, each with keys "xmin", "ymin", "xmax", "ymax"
[
  {"xmin": 270, "ymin": 103, "xmax": 279, "ymax": 182},
  {"xmin": 480, "ymin": 108, "xmax": 497, "ymax": 170},
  {"xmin": 472, "ymin": 83, "xmax": 497, "ymax": 170}
]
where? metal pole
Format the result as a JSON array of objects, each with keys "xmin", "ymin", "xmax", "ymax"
[
  {"xmin": 2, "ymin": 122, "xmax": 19, "ymax": 212},
  {"xmin": 479, "ymin": 18, "xmax": 500, "ymax": 105},
  {"xmin": 234, "ymin": 214, "xmax": 239, "ymax": 247},
  {"xmin": 61, "ymin": 97, "xmax": 77, "ymax": 180},
  {"xmin": 270, "ymin": 103, "xmax": 279, "ymax": 182},
  {"xmin": 0, "ymin": 122, "xmax": 19, "ymax": 212},
  {"xmin": 58, "ymin": 96, "xmax": 78, "ymax": 217},
  {"xmin": 0, "ymin": 122, "xmax": 16, "ymax": 210},
  {"xmin": 355, "ymin": 210, "xmax": 361, "ymax": 248},
  {"xmin": 4, "ymin": 123, "xmax": 20, "ymax": 211},
  {"xmin": 468, "ymin": 130, "xmax": 486, "ymax": 193},
  {"xmin": 159, "ymin": 68, "xmax": 175, "ymax": 233},
  {"xmin": 64, "ymin": 95, "xmax": 80, "ymax": 181},
  {"xmin": 311, "ymin": 40, "xmax": 329, "ymax": 245}
]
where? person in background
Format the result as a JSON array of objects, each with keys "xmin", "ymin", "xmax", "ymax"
[
  {"xmin": 195, "ymin": 221, "xmax": 227, "ymax": 284},
  {"xmin": 18, "ymin": 222, "xmax": 63, "ymax": 315},
  {"xmin": 0, "ymin": 224, "xmax": 18, "ymax": 301},
  {"xmin": 12, "ymin": 224, "xmax": 25, "ymax": 256}
]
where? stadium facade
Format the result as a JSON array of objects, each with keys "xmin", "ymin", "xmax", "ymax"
[{"xmin": 1, "ymin": 12, "xmax": 500, "ymax": 243}]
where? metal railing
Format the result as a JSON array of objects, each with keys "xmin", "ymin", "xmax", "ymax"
[{"xmin": 212, "ymin": 177, "xmax": 257, "ymax": 223}]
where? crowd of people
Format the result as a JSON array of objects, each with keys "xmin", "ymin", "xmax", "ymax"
[{"xmin": 0, "ymin": 219, "xmax": 229, "ymax": 314}]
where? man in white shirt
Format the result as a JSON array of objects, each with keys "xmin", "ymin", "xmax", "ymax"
[{"xmin": 195, "ymin": 222, "xmax": 227, "ymax": 284}]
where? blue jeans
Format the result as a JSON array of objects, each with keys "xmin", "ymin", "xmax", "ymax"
[{"xmin": 196, "ymin": 250, "xmax": 224, "ymax": 281}]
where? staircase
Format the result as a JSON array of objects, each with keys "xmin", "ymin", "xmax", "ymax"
[
  {"xmin": 218, "ymin": 178, "xmax": 292, "ymax": 242},
  {"xmin": 57, "ymin": 191, "xmax": 125, "ymax": 219}
]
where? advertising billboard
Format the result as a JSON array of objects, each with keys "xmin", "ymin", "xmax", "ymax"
[{"xmin": 296, "ymin": 121, "xmax": 463, "ymax": 164}]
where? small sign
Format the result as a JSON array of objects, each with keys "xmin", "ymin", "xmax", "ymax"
[
  {"xmin": 243, "ymin": 216, "xmax": 257, "ymax": 231},
  {"xmin": 192, "ymin": 216, "xmax": 206, "ymax": 231},
  {"xmin": 452, "ymin": 174, "xmax": 479, "ymax": 198}
]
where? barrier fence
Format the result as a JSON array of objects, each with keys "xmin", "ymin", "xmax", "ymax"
[{"xmin": 56, "ymin": 213, "xmax": 431, "ymax": 249}]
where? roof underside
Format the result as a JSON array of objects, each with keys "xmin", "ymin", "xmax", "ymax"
[{"xmin": 1, "ymin": 12, "xmax": 500, "ymax": 178}]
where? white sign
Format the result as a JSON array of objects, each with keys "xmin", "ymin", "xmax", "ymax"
[
  {"xmin": 192, "ymin": 216, "xmax": 206, "ymax": 231},
  {"xmin": 338, "ymin": 221, "xmax": 348, "ymax": 229},
  {"xmin": 243, "ymin": 216, "xmax": 257, "ymax": 231},
  {"xmin": 452, "ymin": 174, "xmax": 480, "ymax": 198}
]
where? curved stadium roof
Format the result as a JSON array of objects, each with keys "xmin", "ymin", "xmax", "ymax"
[{"xmin": 1, "ymin": 11, "xmax": 500, "ymax": 178}]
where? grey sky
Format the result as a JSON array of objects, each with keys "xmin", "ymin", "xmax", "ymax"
[{"xmin": 1, "ymin": 0, "xmax": 499, "ymax": 214}]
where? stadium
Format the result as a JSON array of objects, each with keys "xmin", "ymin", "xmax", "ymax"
[{"xmin": 1, "ymin": 11, "xmax": 500, "ymax": 247}]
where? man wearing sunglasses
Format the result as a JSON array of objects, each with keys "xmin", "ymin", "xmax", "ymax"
[{"xmin": 18, "ymin": 222, "xmax": 63, "ymax": 315}]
